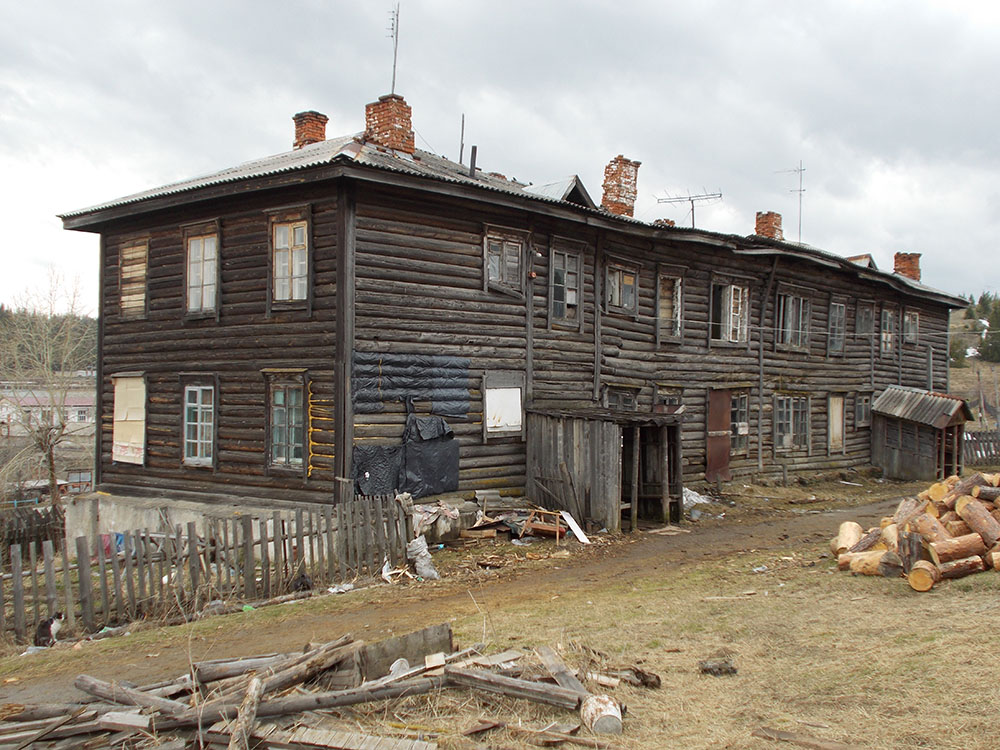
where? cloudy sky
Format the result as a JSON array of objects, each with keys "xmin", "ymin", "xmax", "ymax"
[{"xmin": 2, "ymin": 0, "xmax": 997, "ymax": 313}]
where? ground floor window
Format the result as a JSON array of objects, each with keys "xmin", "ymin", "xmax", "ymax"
[
  {"xmin": 775, "ymin": 395, "xmax": 809, "ymax": 450},
  {"xmin": 730, "ymin": 392, "xmax": 750, "ymax": 455},
  {"xmin": 112, "ymin": 374, "xmax": 146, "ymax": 464},
  {"xmin": 855, "ymin": 393, "xmax": 872, "ymax": 428},
  {"xmin": 184, "ymin": 385, "xmax": 215, "ymax": 466},
  {"xmin": 270, "ymin": 380, "xmax": 305, "ymax": 468}
]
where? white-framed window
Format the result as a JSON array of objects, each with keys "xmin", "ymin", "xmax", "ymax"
[
  {"xmin": 711, "ymin": 283, "xmax": 749, "ymax": 343},
  {"xmin": 120, "ymin": 241, "xmax": 148, "ymax": 318},
  {"xmin": 855, "ymin": 393, "xmax": 872, "ymax": 428},
  {"xmin": 550, "ymin": 248, "xmax": 581, "ymax": 325},
  {"xmin": 73, "ymin": 408, "xmax": 91, "ymax": 423},
  {"xmin": 186, "ymin": 233, "xmax": 218, "ymax": 313},
  {"xmin": 269, "ymin": 379, "xmax": 305, "ymax": 469},
  {"xmin": 112, "ymin": 374, "xmax": 146, "ymax": 464},
  {"xmin": 485, "ymin": 229, "xmax": 525, "ymax": 296},
  {"xmin": 777, "ymin": 293, "xmax": 810, "ymax": 348},
  {"xmin": 828, "ymin": 302, "xmax": 846, "ymax": 353},
  {"xmin": 606, "ymin": 262, "xmax": 638, "ymax": 315},
  {"xmin": 904, "ymin": 311, "xmax": 919, "ymax": 344},
  {"xmin": 775, "ymin": 395, "xmax": 809, "ymax": 451},
  {"xmin": 272, "ymin": 221, "xmax": 308, "ymax": 302},
  {"xmin": 483, "ymin": 371, "xmax": 525, "ymax": 440},
  {"xmin": 881, "ymin": 307, "xmax": 897, "ymax": 356},
  {"xmin": 657, "ymin": 272, "xmax": 683, "ymax": 342},
  {"xmin": 730, "ymin": 391, "xmax": 750, "ymax": 455},
  {"xmin": 183, "ymin": 384, "xmax": 215, "ymax": 466}
]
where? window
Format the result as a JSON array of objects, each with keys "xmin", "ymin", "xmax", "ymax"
[
  {"xmin": 550, "ymin": 248, "xmax": 581, "ymax": 325},
  {"xmin": 272, "ymin": 221, "xmax": 308, "ymax": 302},
  {"xmin": 777, "ymin": 293, "xmax": 810, "ymax": 348},
  {"xmin": 186, "ymin": 232, "xmax": 218, "ymax": 314},
  {"xmin": 606, "ymin": 263, "xmax": 638, "ymax": 315},
  {"xmin": 856, "ymin": 303, "xmax": 874, "ymax": 341},
  {"xmin": 657, "ymin": 272, "xmax": 682, "ymax": 342},
  {"xmin": 904, "ymin": 311, "xmax": 919, "ymax": 344},
  {"xmin": 485, "ymin": 230, "xmax": 525, "ymax": 295},
  {"xmin": 828, "ymin": 302, "xmax": 846, "ymax": 353},
  {"xmin": 120, "ymin": 241, "xmax": 148, "ymax": 317},
  {"xmin": 606, "ymin": 387, "xmax": 639, "ymax": 411},
  {"xmin": 483, "ymin": 371, "xmax": 525, "ymax": 440},
  {"xmin": 183, "ymin": 385, "xmax": 214, "ymax": 466},
  {"xmin": 269, "ymin": 380, "xmax": 305, "ymax": 469},
  {"xmin": 112, "ymin": 375, "xmax": 145, "ymax": 464},
  {"xmin": 654, "ymin": 386, "xmax": 684, "ymax": 415},
  {"xmin": 775, "ymin": 395, "xmax": 809, "ymax": 451},
  {"xmin": 730, "ymin": 392, "xmax": 749, "ymax": 455},
  {"xmin": 73, "ymin": 408, "xmax": 91, "ymax": 423},
  {"xmin": 711, "ymin": 283, "xmax": 749, "ymax": 343},
  {"xmin": 855, "ymin": 393, "xmax": 872, "ymax": 428},
  {"xmin": 881, "ymin": 307, "xmax": 897, "ymax": 356}
]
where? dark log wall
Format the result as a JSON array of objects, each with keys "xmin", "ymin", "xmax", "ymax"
[{"xmin": 99, "ymin": 187, "xmax": 339, "ymax": 503}]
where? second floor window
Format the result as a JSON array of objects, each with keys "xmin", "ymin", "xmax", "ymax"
[
  {"xmin": 658, "ymin": 274, "xmax": 682, "ymax": 340},
  {"xmin": 486, "ymin": 233, "xmax": 524, "ymax": 295},
  {"xmin": 829, "ymin": 302, "xmax": 846, "ymax": 353},
  {"xmin": 778, "ymin": 293, "xmax": 810, "ymax": 348},
  {"xmin": 606, "ymin": 264, "xmax": 638, "ymax": 315},
  {"xmin": 881, "ymin": 307, "xmax": 897, "ymax": 356},
  {"xmin": 551, "ymin": 249, "xmax": 581, "ymax": 323},
  {"xmin": 273, "ymin": 221, "xmax": 308, "ymax": 302},
  {"xmin": 120, "ymin": 241, "xmax": 148, "ymax": 318},
  {"xmin": 711, "ymin": 283, "xmax": 749, "ymax": 343},
  {"xmin": 187, "ymin": 234, "xmax": 218, "ymax": 313},
  {"xmin": 904, "ymin": 311, "xmax": 919, "ymax": 344}
]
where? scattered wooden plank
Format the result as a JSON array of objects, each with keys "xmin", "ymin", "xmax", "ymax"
[
  {"xmin": 444, "ymin": 667, "xmax": 583, "ymax": 711},
  {"xmin": 535, "ymin": 646, "xmax": 589, "ymax": 696},
  {"xmin": 97, "ymin": 710, "xmax": 151, "ymax": 733},
  {"xmin": 73, "ymin": 674, "xmax": 189, "ymax": 715},
  {"xmin": 751, "ymin": 726, "xmax": 864, "ymax": 750},
  {"xmin": 12, "ymin": 706, "xmax": 86, "ymax": 750},
  {"xmin": 561, "ymin": 511, "xmax": 591, "ymax": 544},
  {"xmin": 227, "ymin": 676, "xmax": 263, "ymax": 750},
  {"xmin": 362, "ymin": 623, "xmax": 454, "ymax": 681}
]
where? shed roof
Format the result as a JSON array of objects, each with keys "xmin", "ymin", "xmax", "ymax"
[
  {"xmin": 527, "ymin": 406, "xmax": 683, "ymax": 426},
  {"xmin": 871, "ymin": 386, "xmax": 973, "ymax": 429}
]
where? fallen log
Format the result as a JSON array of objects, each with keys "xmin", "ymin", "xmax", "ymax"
[
  {"xmin": 986, "ymin": 545, "xmax": 1000, "ymax": 571},
  {"xmin": 444, "ymin": 667, "xmax": 583, "ymax": 710},
  {"xmin": 212, "ymin": 635, "xmax": 357, "ymax": 698},
  {"xmin": 227, "ymin": 677, "xmax": 263, "ymax": 750},
  {"xmin": 938, "ymin": 555, "xmax": 986, "ymax": 580},
  {"xmin": 955, "ymin": 497, "xmax": 1000, "ymax": 547},
  {"xmin": 896, "ymin": 529, "xmax": 925, "ymax": 574},
  {"xmin": 928, "ymin": 533, "xmax": 987, "ymax": 565},
  {"xmin": 834, "ymin": 522, "xmax": 863, "ymax": 556},
  {"xmin": 944, "ymin": 520, "xmax": 972, "ymax": 537},
  {"xmin": 942, "ymin": 473, "xmax": 990, "ymax": 509},
  {"xmin": 877, "ymin": 551, "xmax": 904, "ymax": 578},
  {"xmin": 73, "ymin": 674, "xmax": 189, "ymax": 715},
  {"xmin": 848, "ymin": 550, "xmax": 886, "ymax": 576},
  {"xmin": 907, "ymin": 560, "xmax": 940, "ymax": 592},
  {"xmin": 892, "ymin": 498, "xmax": 926, "ymax": 529},
  {"xmin": 879, "ymin": 524, "xmax": 899, "ymax": 553},
  {"xmin": 909, "ymin": 513, "xmax": 950, "ymax": 544},
  {"xmin": 972, "ymin": 486, "xmax": 1000, "ymax": 502},
  {"xmin": 194, "ymin": 653, "xmax": 297, "ymax": 684},
  {"xmin": 0, "ymin": 704, "xmax": 103, "ymax": 723}
]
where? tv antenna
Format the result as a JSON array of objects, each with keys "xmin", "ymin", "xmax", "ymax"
[
  {"xmin": 656, "ymin": 191, "xmax": 723, "ymax": 228},
  {"xmin": 388, "ymin": 3, "xmax": 400, "ymax": 95},
  {"xmin": 776, "ymin": 160, "xmax": 805, "ymax": 243}
]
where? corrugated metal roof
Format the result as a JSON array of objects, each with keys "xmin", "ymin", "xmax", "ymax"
[{"xmin": 872, "ymin": 385, "xmax": 973, "ymax": 429}]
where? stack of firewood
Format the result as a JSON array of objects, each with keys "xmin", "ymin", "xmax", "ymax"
[{"xmin": 831, "ymin": 472, "xmax": 1000, "ymax": 592}]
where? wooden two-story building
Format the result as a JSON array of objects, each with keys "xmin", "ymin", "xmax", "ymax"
[{"xmin": 61, "ymin": 94, "xmax": 965, "ymax": 530}]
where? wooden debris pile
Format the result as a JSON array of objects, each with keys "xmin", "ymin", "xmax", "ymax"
[
  {"xmin": 0, "ymin": 623, "xmax": 657, "ymax": 749},
  {"xmin": 831, "ymin": 472, "xmax": 1000, "ymax": 592}
]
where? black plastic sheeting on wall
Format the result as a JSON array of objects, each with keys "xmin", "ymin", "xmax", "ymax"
[
  {"xmin": 353, "ymin": 351, "xmax": 470, "ymax": 417},
  {"xmin": 351, "ymin": 415, "xmax": 459, "ymax": 499}
]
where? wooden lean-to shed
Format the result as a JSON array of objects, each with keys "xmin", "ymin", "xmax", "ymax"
[
  {"xmin": 871, "ymin": 385, "xmax": 972, "ymax": 481},
  {"xmin": 526, "ymin": 408, "xmax": 683, "ymax": 532}
]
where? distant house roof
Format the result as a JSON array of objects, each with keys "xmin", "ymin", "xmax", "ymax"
[{"xmin": 872, "ymin": 386, "xmax": 973, "ymax": 429}]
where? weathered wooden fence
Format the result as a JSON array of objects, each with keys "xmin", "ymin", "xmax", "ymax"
[
  {"xmin": 0, "ymin": 504, "xmax": 65, "ymax": 566},
  {"xmin": 0, "ymin": 494, "xmax": 411, "ymax": 643},
  {"xmin": 964, "ymin": 430, "xmax": 1000, "ymax": 466}
]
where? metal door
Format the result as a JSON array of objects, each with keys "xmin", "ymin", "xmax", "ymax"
[{"xmin": 706, "ymin": 389, "xmax": 732, "ymax": 482}]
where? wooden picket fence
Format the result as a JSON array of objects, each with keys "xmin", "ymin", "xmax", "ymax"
[
  {"xmin": 0, "ymin": 504, "xmax": 65, "ymax": 565},
  {"xmin": 0, "ymin": 494, "xmax": 411, "ymax": 643},
  {"xmin": 964, "ymin": 430, "xmax": 1000, "ymax": 466}
]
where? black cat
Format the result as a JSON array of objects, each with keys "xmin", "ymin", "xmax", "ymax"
[{"xmin": 34, "ymin": 612, "xmax": 64, "ymax": 647}]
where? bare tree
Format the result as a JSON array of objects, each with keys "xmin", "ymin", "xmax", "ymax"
[{"xmin": 0, "ymin": 275, "xmax": 96, "ymax": 504}]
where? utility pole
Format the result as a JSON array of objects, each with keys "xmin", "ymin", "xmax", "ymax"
[
  {"xmin": 776, "ymin": 160, "xmax": 805, "ymax": 243},
  {"xmin": 388, "ymin": 3, "xmax": 400, "ymax": 95}
]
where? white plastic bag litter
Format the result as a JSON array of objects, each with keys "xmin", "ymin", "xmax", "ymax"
[
  {"xmin": 683, "ymin": 487, "xmax": 712, "ymax": 511},
  {"xmin": 405, "ymin": 535, "xmax": 440, "ymax": 580}
]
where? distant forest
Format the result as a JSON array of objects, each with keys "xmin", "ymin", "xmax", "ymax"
[
  {"xmin": 956, "ymin": 292, "xmax": 1000, "ymax": 365},
  {"xmin": 0, "ymin": 304, "xmax": 98, "ymax": 374}
]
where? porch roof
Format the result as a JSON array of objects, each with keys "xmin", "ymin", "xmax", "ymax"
[{"xmin": 872, "ymin": 386, "xmax": 973, "ymax": 430}]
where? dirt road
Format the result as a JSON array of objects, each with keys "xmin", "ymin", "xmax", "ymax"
[{"xmin": 0, "ymin": 497, "xmax": 897, "ymax": 705}]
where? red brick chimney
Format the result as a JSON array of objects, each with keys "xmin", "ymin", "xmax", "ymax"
[
  {"xmin": 364, "ymin": 94, "xmax": 415, "ymax": 154},
  {"xmin": 755, "ymin": 211, "xmax": 783, "ymax": 240},
  {"xmin": 601, "ymin": 155, "xmax": 641, "ymax": 217},
  {"xmin": 894, "ymin": 252, "xmax": 921, "ymax": 282},
  {"xmin": 293, "ymin": 111, "xmax": 328, "ymax": 150}
]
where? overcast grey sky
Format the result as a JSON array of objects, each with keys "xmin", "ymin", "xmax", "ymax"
[{"xmin": 2, "ymin": 0, "xmax": 997, "ymax": 313}]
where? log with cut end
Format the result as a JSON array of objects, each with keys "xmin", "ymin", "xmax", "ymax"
[
  {"xmin": 880, "ymin": 523, "xmax": 899, "ymax": 553},
  {"xmin": 974, "ymin": 486, "xmax": 1000, "ymax": 502},
  {"xmin": 877, "ymin": 550, "xmax": 904, "ymax": 578},
  {"xmin": 909, "ymin": 513, "xmax": 950, "ymax": 544},
  {"xmin": 834, "ymin": 522, "xmax": 864, "ymax": 556},
  {"xmin": 939, "ymin": 510, "xmax": 959, "ymax": 524},
  {"xmin": 938, "ymin": 555, "xmax": 986, "ymax": 580},
  {"xmin": 847, "ymin": 527, "xmax": 883, "ymax": 553},
  {"xmin": 955, "ymin": 497, "xmax": 1000, "ymax": 547},
  {"xmin": 907, "ymin": 560, "xmax": 940, "ymax": 592},
  {"xmin": 986, "ymin": 545, "xmax": 1000, "ymax": 571},
  {"xmin": 943, "ymin": 473, "xmax": 992, "ymax": 509},
  {"xmin": 893, "ymin": 497, "xmax": 926, "ymax": 528},
  {"xmin": 879, "ymin": 516, "xmax": 894, "ymax": 529},
  {"xmin": 848, "ymin": 550, "xmax": 886, "ymax": 576},
  {"xmin": 896, "ymin": 529, "xmax": 926, "ymax": 574},
  {"xmin": 928, "ymin": 533, "xmax": 987, "ymax": 565},
  {"xmin": 945, "ymin": 520, "xmax": 972, "ymax": 537},
  {"xmin": 927, "ymin": 482, "xmax": 950, "ymax": 502}
]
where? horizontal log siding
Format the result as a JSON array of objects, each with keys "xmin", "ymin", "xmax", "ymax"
[{"xmin": 99, "ymin": 188, "xmax": 340, "ymax": 503}]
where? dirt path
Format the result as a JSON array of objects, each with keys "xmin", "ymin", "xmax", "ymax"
[{"xmin": 1, "ymin": 498, "xmax": 896, "ymax": 705}]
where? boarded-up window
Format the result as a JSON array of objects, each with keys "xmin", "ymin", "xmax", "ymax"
[
  {"xmin": 856, "ymin": 303, "xmax": 874, "ymax": 338},
  {"xmin": 658, "ymin": 274, "xmax": 682, "ymax": 341},
  {"xmin": 273, "ymin": 221, "xmax": 308, "ymax": 302},
  {"xmin": 112, "ymin": 376, "xmax": 146, "ymax": 464},
  {"xmin": 904, "ymin": 311, "xmax": 919, "ymax": 344},
  {"xmin": 120, "ymin": 242, "xmax": 148, "ymax": 317},
  {"xmin": 483, "ymin": 371, "xmax": 525, "ymax": 440},
  {"xmin": 187, "ymin": 233, "xmax": 218, "ymax": 313}
]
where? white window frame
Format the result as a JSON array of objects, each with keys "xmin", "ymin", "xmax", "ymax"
[
  {"xmin": 711, "ymin": 282, "xmax": 749, "ymax": 344},
  {"xmin": 185, "ymin": 228, "xmax": 219, "ymax": 315},
  {"xmin": 730, "ymin": 391, "xmax": 750, "ymax": 455},
  {"xmin": 775, "ymin": 395, "xmax": 810, "ymax": 452},
  {"xmin": 272, "ymin": 220, "xmax": 309, "ymax": 303},
  {"xmin": 777, "ymin": 292, "xmax": 810, "ymax": 349},
  {"xmin": 482, "ymin": 371, "xmax": 525, "ymax": 441},
  {"xmin": 183, "ymin": 384, "xmax": 215, "ymax": 467},
  {"xmin": 828, "ymin": 301, "xmax": 846, "ymax": 354},
  {"xmin": 904, "ymin": 310, "xmax": 919, "ymax": 344},
  {"xmin": 881, "ymin": 307, "xmax": 897, "ymax": 357},
  {"xmin": 484, "ymin": 227, "xmax": 527, "ymax": 297}
]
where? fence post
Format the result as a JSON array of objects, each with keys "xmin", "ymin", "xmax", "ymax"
[
  {"xmin": 271, "ymin": 511, "xmax": 283, "ymax": 595},
  {"xmin": 295, "ymin": 509, "xmax": 305, "ymax": 577},
  {"xmin": 188, "ymin": 522, "xmax": 199, "ymax": 611},
  {"xmin": 242, "ymin": 515, "xmax": 254, "ymax": 600},
  {"xmin": 97, "ymin": 540, "xmax": 110, "ymax": 627},
  {"xmin": 10, "ymin": 545, "xmax": 25, "ymax": 643},
  {"xmin": 75, "ymin": 536, "xmax": 95, "ymax": 633},
  {"xmin": 42, "ymin": 540, "xmax": 57, "ymax": 619},
  {"xmin": 60, "ymin": 535, "xmax": 75, "ymax": 631},
  {"xmin": 324, "ymin": 504, "xmax": 335, "ymax": 582},
  {"xmin": 122, "ymin": 531, "xmax": 136, "ymax": 620},
  {"xmin": 28, "ymin": 542, "xmax": 39, "ymax": 632},
  {"xmin": 108, "ymin": 535, "xmax": 124, "ymax": 624},
  {"xmin": 259, "ymin": 518, "xmax": 270, "ymax": 600}
]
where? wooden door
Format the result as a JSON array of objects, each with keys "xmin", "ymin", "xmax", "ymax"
[
  {"xmin": 828, "ymin": 396, "xmax": 844, "ymax": 453},
  {"xmin": 706, "ymin": 389, "xmax": 732, "ymax": 482}
]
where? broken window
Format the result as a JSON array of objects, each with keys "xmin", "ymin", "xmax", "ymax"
[
  {"xmin": 183, "ymin": 383, "xmax": 215, "ymax": 467},
  {"xmin": 657, "ymin": 272, "xmax": 682, "ymax": 342},
  {"xmin": 881, "ymin": 307, "xmax": 897, "ymax": 356},
  {"xmin": 711, "ymin": 283, "xmax": 749, "ymax": 343},
  {"xmin": 777, "ymin": 293, "xmax": 810, "ymax": 348},
  {"xmin": 606, "ymin": 263, "xmax": 638, "ymax": 315},
  {"xmin": 112, "ymin": 374, "xmax": 146, "ymax": 464},
  {"xmin": 186, "ymin": 231, "xmax": 218, "ymax": 314},
  {"xmin": 272, "ymin": 221, "xmax": 309, "ymax": 303},
  {"xmin": 828, "ymin": 302, "xmax": 846, "ymax": 353},
  {"xmin": 606, "ymin": 387, "xmax": 639, "ymax": 411},
  {"xmin": 856, "ymin": 303, "xmax": 874, "ymax": 341},
  {"xmin": 855, "ymin": 393, "xmax": 872, "ymax": 428},
  {"xmin": 904, "ymin": 310, "xmax": 919, "ymax": 344},
  {"xmin": 730, "ymin": 391, "xmax": 750, "ymax": 455},
  {"xmin": 654, "ymin": 385, "xmax": 684, "ymax": 414},
  {"xmin": 775, "ymin": 395, "xmax": 809, "ymax": 451},
  {"xmin": 550, "ymin": 248, "xmax": 581, "ymax": 325},
  {"xmin": 119, "ymin": 241, "xmax": 148, "ymax": 318},
  {"xmin": 485, "ymin": 230, "xmax": 525, "ymax": 296},
  {"xmin": 269, "ymin": 378, "xmax": 305, "ymax": 469}
]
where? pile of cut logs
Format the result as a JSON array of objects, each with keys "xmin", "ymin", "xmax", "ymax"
[
  {"xmin": 0, "ymin": 624, "xmax": 648, "ymax": 749},
  {"xmin": 832, "ymin": 472, "xmax": 1000, "ymax": 592}
]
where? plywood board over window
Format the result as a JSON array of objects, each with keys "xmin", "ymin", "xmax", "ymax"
[
  {"xmin": 483, "ymin": 371, "xmax": 525, "ymax": 441},
  {"xmin": 119, "ymin": 241, "xmax": 148, "ymax": 318},
  {"xmin": 112, "ymin": 374, "xmax": 146, "ymax": 464}
]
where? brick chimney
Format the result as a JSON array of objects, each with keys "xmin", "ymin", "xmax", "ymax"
[
  {"xmin": 894, "ymin": 252, "xmax": 921, "ymax": 282},
  {"xmin": 755, "ymin": 211, "xmax": 783, "ymax": 240},
  {"xmin": 292, "ymin": 111, "xmax": 328, "ymax": 150},
  {"xmin": 601, "ymin": 155, "xmax": 641, "ymax": 217},
  {"xmin": 364, "ymin": 94, "xmax": 415, "ymax": 154}
]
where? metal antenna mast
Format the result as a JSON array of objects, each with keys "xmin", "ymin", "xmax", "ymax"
[
  {"xmin": 388, "ymin": 3, "xmax": 400, "ymax": 95},
  {"xmin": 776, "ymin": 160, "xmax": 805, "ymax": 243},
  {"xmin": 656, "ymin": 191, "xmax": 723, "ymax": 228}
]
